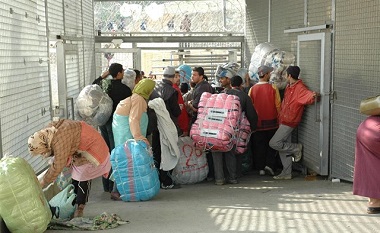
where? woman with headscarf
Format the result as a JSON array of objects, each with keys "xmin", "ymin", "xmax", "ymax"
[
  {"xmin": 28, "ymin": 119, "xmax": 111, "ymax": 218},
  {"xmin": 111, "ymin": 78, "xmax": 156, "ymax": 200}
]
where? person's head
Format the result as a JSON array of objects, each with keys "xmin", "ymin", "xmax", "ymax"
[
  {"xmin": 163, "ymin": 66, "xmax": 176, "ymax": 83},
  {"xmin": 230, "ymin": 75, "xmax": 243, "ymax": 88},
  {"xmin": 192, "ymin": 67, "xmax": 205, "ymax": 84},
  {"xmin": 258, "ymin": 65, "xmax": 274, "ymax": 81},
  {"xmin": 134, "ymin": 69, "xmax": 142, "ymax": 84},
  {"xmin": 286, "ymin": 66, "xmax": 300, "ymax": 80},
  {"xmin": 28, "ymin": 126, "xmax": 57, "ymax": 158},
  {"xmin": 180, "ymin": 82, "xmax": 189, "ymax": 94},
  {"xmin": 174, "ymin": 70, "xmax": 181, "ymax": 86},
  {"xmin": 218, "ymin": 69, "xmax": 234, "ymax": 88},
  {"xmin": 109, "ymin": 63, "xmax": 124, "ymax": 79},
  {"xmin": 132, "ymin": 78, "xmax": 156, "ymax": 100}
]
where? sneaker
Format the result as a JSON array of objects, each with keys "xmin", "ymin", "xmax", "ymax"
[
  {"xmin": 264, "ymin": 166, "xmax": 275, "ymax": 176},
  {"xmin": 215, "ymin": 179, "xmax": 225, "ymax": 185},
  {"xmin": 273, "ymin": 174, "xmax": 292, "ymax": 180},
  {"xmin": 161, "ymin": 183, "xmax": 181, "ymax": 190},
  {"xmin": 293, "ymin": 143, "xmax": 303, "ymax": 162},
  {"xmin": 226, "ymin": 179, "xmax": 238, "ymax": 184},
  {"xmin": 259, "ymin": 170, "xmax": 266, "ymax": 176}
]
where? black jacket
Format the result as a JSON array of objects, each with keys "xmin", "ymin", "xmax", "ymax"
[{"xmin": 150, "ymin": 79, "xmax": 181, "ymax": 124}]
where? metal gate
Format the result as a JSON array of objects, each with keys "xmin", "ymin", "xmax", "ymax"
[{"xmin": 297, "ymin": 32, "xmax": 332, "ymax": 176}]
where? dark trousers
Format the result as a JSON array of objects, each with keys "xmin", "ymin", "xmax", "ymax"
[
  {"xmin": 72, "ymin": 179, "xmax": 92, "ymax": 205},
  {"xmin": 99, "ymin": 118, "xmax": 114, "ymax": 192},
  {"xmin": 152, "ymin": 130, "xmax": 174, "ymax": 186},
  {"xmin": 253, "ymin": 129, "xmax": 278, "ymax": 170}
]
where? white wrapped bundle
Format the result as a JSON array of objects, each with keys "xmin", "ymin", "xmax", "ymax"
[
  {"xmin": 122, "ymin": 69, "xmax": 136, "ymax": 90},
  {"xmin": 249, "ymin": 42, "xmax": 295, "ymax": 90},
  {"xmin": 76, "ymin": 84, "xmax": 113, "ymax": 127},
  {"xmin": 0, "ymin": 157, "xmax": 51, "ymax": 233},
  {"xmin": 172, "ymin": 137, "xmax": 209, "ymax": 184}
]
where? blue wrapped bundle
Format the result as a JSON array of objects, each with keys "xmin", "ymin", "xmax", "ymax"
[{"xmin": 110, "ymin": 140, "xmax": 160, "ymax": 201}]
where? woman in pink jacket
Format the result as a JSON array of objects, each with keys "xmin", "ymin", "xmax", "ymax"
[{"xmin": 28, "ymin": 119, "xmax": 111, "ymax": 218}]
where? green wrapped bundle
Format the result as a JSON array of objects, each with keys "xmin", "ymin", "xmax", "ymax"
[{"xmin": 0, "ymin": 157, "xmax": 52, "ymax": 233}]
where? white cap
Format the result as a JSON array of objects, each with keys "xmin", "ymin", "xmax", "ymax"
[{"xmin": 163, "ymin": 66, "xmax": 176, "ymax": 77}]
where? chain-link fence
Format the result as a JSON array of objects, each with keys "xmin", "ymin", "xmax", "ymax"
[{"xmin": 94, "ymin": 0, "xmax": 245, "ymax": 33}]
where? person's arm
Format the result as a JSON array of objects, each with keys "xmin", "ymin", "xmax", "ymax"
[
  {"xmin": 168, "ymin": 91, "xmax": 181, "ymax": 118},
  {"xmin": 92, "ymin": 70, "xmax": 109, "ymax": 85},
  {"xmin": 245, "ymin": 96, "xmax": 258, "ymax": 132},
  {"xmin": 41, "ymin": 138, "xmax": 71, "ymax": 188},
  {"xmin": 272, "ymin": 84, "xmax": 282, "ymax": 114},
  {"xmin": 129, "ymin": 96, "xmax": 149, "ymax": 145},
  {"xmin": 298, "ymin": 85, "xmax": 318, "ymax": 105}
]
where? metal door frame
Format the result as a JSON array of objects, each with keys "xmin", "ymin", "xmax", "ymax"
[{"xmin": 297, "ymin": 32, "xmax": 331, "ymax": 175}]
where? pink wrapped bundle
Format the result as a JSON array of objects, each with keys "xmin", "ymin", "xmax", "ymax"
[
  {"xmin": 235, "ymin": 113, "xmax": 252, "ymax": 154},
  {"xmin": 190, "ymin": 93, "xmax": 241, "ymax": 152}
]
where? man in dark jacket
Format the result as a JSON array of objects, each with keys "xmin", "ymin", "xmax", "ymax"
[
  {"xmin": 93, "ymin": 63, "xmax": 132, "ymax": 192},
  {"xmin": 186, "ymin": 67, "xmax": 215, "ymax": 181},
  {"xmin": 213, "ymin": 75, "xmax": 258, "ymax": 185},
  {"xmin": 150, "ymin": 66, "xmax": 181, "ymax": 189}
]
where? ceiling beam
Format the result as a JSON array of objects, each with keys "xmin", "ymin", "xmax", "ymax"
[{"xmin": 95, "ymin": 35, "xmax": 244, "ymax": 43}]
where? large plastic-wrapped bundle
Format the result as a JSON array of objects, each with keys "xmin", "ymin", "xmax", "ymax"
[
  {"xmin": 214, "ymin": 62, "xmax": 240, "ymax": 86},
  {"xmin": 172, "ymin": 136, "xmax": 209, "ymax": 184},
  {"xmin": 122, "ymin": 69, "xmax": 136, "ymax": 90},
  {"xmin": 177, "ymin": 64, "xmax": 192, "ymax": 84},
  {"xmin": 76, "ymin": 84, "xmax": 113, "ymax": 127},
  {"xmin": 111, "ymin": 140, "xmax": 160, "ymax": 201},
  {"xmin": 190, "ymin": 92, "xmax": 241, "ymax": 152},
  {"xmin": 249, "ymin": 42, "xmax": 295, "ymax": 89},
  {"xmin": 235, "ymin": 113, "xmax": 252, "ymax": 154},
  {"xmin": 0, "ymin": 157, "xmax": 51, "ymax": 233}
]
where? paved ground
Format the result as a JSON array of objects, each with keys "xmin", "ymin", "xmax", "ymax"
[{"xmin": 43, "ymin": 171, "xmax": 379, "ymax": 233}]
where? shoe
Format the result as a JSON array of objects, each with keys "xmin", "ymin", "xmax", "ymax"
[
  {"xmin": 110, "ymin": 192, "xmax": 121, "ymax": 201},
  {"xmin": 73, "ymin": 204, "xmax": 85, "ymax": 218},
  {"xmin": 161, "ymin": 183, "xmax": 181, "ymax": 189},
  {"xmin": 273, "ymin": 174, "xmax": 292, "ymax": 180},
  {"xmin": 264, "ymin": 166, "xmax": 275, "ymax": 176},
  {"xmin": 206, "ymin": 177, "xmax": 214, "ymax": 182},
  {"xmin": 226, "ymin": 179, "xmax": 238, "ymax": 184},
  {"xmin": 259, "ymin": 170, "xmax": 265, "ymax": 176},
  {"xmin": 215, "ymin": 179, "xmax": 225, "ymax": 185},
  {"xmin": 367, "ymin": 207, "xmax": 380, "ymax": 214},
  {"xmin": 293, "ymin": 144, "xmax": 303, "ymax": 162}
]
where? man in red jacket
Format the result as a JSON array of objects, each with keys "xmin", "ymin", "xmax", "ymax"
[
  {"xmin": 249, "ymin": 65, "xmax": 281, "ymax": 176},
  {"xmin": 269, "ymin": 66, "xmax": 319, "ymax": 180}
]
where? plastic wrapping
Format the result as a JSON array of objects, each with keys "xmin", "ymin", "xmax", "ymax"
[
  {"xmin": 76, "ymin": 84, "xmax": 113, "ymax": 127},
  {"xmin": 190, "ymin": 92, "xmax": 241, "ymax": 152},
  {"xmin": 111, "ymin": 140, "xmax": 160, "ymax": 201},
  {"xmin": 360, "ymin": 95, "xmax": 380, "ymax": 115},
  {"xmin": 0, "ymin": 157, "xmax": 51, "ymax": 233},
  {"xmin": 122, "ymin": 69, "xmax": 136, "ymax": 90},
  {"xmin": 235, "ymin": 113, "xmax": 252, "ymax": 154},
  {"xmin": 177, "ymin": 64, "xmax": 192, "ymax": 84},
  {"xmin": 172, "ymin": 136, "xmax": 209, "ymax": 184},
  {"xmin": 249, "ymin": 42, "xmax": 295, "ymax": 89}
]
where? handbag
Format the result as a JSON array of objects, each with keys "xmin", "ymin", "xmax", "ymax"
[{"xmin": 49, "ymin": 184, "xmax": 76, "ymax": 220}]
